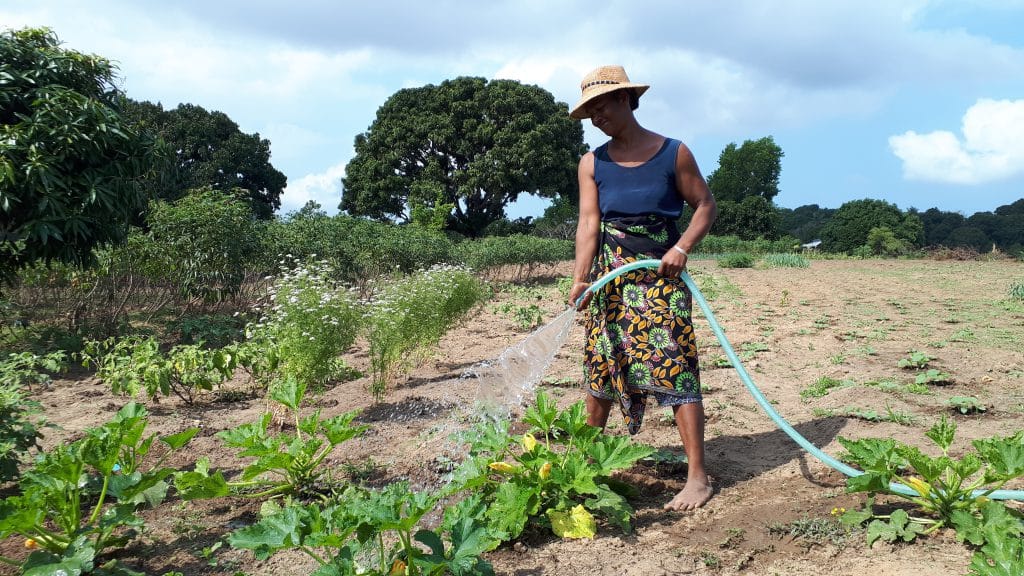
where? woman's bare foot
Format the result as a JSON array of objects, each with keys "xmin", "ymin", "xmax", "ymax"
[{"xmin": 663, "ymin": 477, "xmax": 713, "ymax": 511}]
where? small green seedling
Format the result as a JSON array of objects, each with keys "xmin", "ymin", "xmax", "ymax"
[
  {"xmin": 915, "ymin": 369, "xmax": 953, "ymax": 386},
  {"xmin": 898, "ymin": 350, "xmax": 934, "ymax": 370},
  {"xmin": 946, "ymin": 396, "xmax": 986, "ymax": 415}
]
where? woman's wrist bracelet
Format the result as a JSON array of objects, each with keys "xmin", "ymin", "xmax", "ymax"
[{"xmin": 673, "ymin": 245, "xmax": 688, "ymax": 257}]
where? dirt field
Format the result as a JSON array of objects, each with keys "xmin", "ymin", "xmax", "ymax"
[{"xmin": 3, "ymin": 258, "xmax": 1023, "ymax": 575}]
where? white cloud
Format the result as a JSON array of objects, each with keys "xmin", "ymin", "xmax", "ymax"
[
  {"xmin": 279, "ymin": 162, "xmax": 348, "ymax": 215},
  {"xmin": 889, "ymin": 98, "xmax": 1024, "ymax": 184}
]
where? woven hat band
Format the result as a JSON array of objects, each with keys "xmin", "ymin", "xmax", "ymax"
[{"xmin": 582, "ymin": 79, "xmax": 622, "ymax": 90}]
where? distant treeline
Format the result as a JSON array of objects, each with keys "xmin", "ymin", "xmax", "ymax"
[{"xmin": 779, "ymin": 198, "xmax": 1024, "ymax": 254}]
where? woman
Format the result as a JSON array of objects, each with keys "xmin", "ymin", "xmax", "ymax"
[{"xmin": 566, "ymin": 65, "xmax": 718, "ymax": 511}]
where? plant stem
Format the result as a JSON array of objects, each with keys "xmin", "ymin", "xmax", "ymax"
[
  {"xmin": 0, "ymin": 555, "xmax": 19, "ymax": 567},
  {"xmin": 87, "ymin": 473, "xmax": 112, "ymax": 526},
  {"xmin": 299, "ymin": 545, "xmax": 328, "ymax": 565}
]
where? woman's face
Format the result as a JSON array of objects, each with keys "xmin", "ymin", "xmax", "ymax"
[{"xmin": 584, "ymin": 91, "xmax": 629, "ymax": 135}]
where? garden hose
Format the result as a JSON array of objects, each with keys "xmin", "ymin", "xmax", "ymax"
[{"xmin": 579, "ymin": 259, "xmax": 1024, "ymax": 501}]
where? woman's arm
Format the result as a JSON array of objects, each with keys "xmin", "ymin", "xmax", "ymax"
[
  {"xmin": 658, "ymin": 142, "xmax": 717, "ymax": 277},
  {"xmin": 569, "ymin": 151, "xmax": 600, "ymax": 309}
]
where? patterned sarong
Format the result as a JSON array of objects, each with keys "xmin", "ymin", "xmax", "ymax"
[{"xmin": 583, "ymin": 215, "xmax": 702, "ymax": 434}]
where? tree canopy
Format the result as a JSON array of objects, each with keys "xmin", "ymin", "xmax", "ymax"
[
  {"xmin": 340, "ymin": 76, "xmax": 585, "ymax": 236},
  {"xmin": 0, "ymin": 27, "xmax": 165, "ymax": 276},
  {"xmin": 819, "ymin": 199, "xmax": 923, "ymax": 253},
  {"xmin": 123, "ymin": 100, "xmax": 286, "ymax": 219},
  {"xmin": 706, "ymin": 136, "xmax": 784, "ymax": 203},
  {"xmin": 712, "ymin": 195, "xmax": 782, "ymax": 240}
]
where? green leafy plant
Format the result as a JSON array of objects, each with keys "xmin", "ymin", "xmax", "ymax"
[
  {"xmin": 965, "ymin": 500, "xmax": 1024, "ymax": 575},
  {"xmin": 717, "ymin": 253, "xmax": 755, "ymax": 268},
  {"xmin": 814, "ymin": 404, "xmax": 917, "ymax": 426},
  {"xmin": 145, "ymin": 187, "xmax": 263, "ymax": 302},
  {"xmin": 1007, "ymin": 280, "xmax": 1024, "ymax": 302},
  {"xmin": 246, "ymin": 259, "xmax": 363, "ymax": 388},
  {"xmin": 800, "ymin": 376, "xmax": 853, "ymax": 399},
  {"xmin": 364, "ymin": 265, "xmax": 486, "ymax": 401},
  {"xmin": 0, "ymin": 381, "xmax": 45, "ymax": 483},
  {"xmin": 947, "ymin": 396, "xmax": 987, "ymax": 415},
  {"xmin": 0, "ymin": 402, "xmax": 197, "ymax": 574},
  {"xmin": 81, "ymin": 336, "xmax": 237, "ymax": 404},
  {"xmin": 914, "ymin": 368, "xmax": 953, "ymax": 386},
  {"xmin": 0, "ymin": 350, "xmax": 67, "ymax": 391},
  {"xmin": 761, "ymin": 253, "xmax": 810, "ymax": 268},
  {"xmin": 450, "ymin": 390, "xmax": 654, "ymax": 540},
  {"xmin": 493, "ymin": 302, "xmax": 544, "ymax": 330},
  {"xmin": 228, "ymin": 486, "xmax": 500, "ymax": 576},
  {"xmin": 169, "ymin": 313, "xmax": 244, "ymax": 348},
  {"xmin": 898, "ymin": 350, "xmax": 934, "ymax": 370},
  {"xmin": 766, "ymin": 516, "xmax": 855, "ymax": 549},
  {"xmin": 175, "ymin": 376, "xmax": 367, "ymax": 500},
  {"xmin": 838, "ymin": 417, "xmax": 1024, "ymax": 546}
]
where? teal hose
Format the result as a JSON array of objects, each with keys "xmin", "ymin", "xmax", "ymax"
[{"xmin": 581, "ymin": 258, "xmax": 1024, "ymax": 501}]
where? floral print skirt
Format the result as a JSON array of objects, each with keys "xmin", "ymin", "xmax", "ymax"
[{"xmin": 583, "ymin": 215, "xmax": 702, "ymax": 435}]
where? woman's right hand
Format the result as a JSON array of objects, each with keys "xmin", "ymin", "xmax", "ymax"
[{"xmin": 568, "ymin": 281, "xmax": 593, "ymax": 310}]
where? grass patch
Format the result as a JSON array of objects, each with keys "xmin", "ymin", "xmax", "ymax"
[
  {"xmin": 718, "ymin": 253, "xmax": 755, "ymax": 268},
  {"xmin": 761, "ymin": 253, "xmax": 810, "ymax": 268},
  {"xmin": 800, "ymin": 376, "xmax": 854, "ymax": 399},
  {"xmin": 813, "ymin": 405, "xmax": 917, "ymax": 426},
  {"xmin": 767, "ymin": 516, "xmax": 856, "ymax": 550}
]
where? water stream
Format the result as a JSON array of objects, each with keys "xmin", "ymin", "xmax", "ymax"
[{"xmin": 466, "ymin": 306, "xmax": 578, "ymax": 419}]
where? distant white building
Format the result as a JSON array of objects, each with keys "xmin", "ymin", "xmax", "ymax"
[{"xmin": 801, "ymin": 239, "xmax": 822, "ymax": 250}]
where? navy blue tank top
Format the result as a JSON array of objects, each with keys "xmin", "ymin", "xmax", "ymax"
[{"xmin": 595, "ymin": 138, "xmax": 685, "ymax": 219}]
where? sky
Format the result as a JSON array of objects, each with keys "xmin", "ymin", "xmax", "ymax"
[{"xmin": 3, "ymin": 0, "xmax": 1024, "ymax": 219}]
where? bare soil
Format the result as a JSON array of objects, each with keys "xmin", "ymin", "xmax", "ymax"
[{"xmin": 3, "ymin": 259, "xmax": 1023, "ymax": 576}]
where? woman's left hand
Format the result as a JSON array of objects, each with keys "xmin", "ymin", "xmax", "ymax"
[{"xmin": 658, "ymin": 249, "xmax": 687, "ymax": 277}]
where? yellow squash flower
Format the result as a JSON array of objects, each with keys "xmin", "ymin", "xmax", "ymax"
[
  {"xmin": 539, "ymin": 461, "xmax": 552, "ymax": 479},
  {"xmin": 488, "ymin": 461, "xmax": 518, "ymax": 474},
  {"xmin": 906, "ymin": 477, "xmax": 931, "ymax": 497},
  {"xmin": 522, "ymin": 433, "xmax": 538, "ymax": 452}
]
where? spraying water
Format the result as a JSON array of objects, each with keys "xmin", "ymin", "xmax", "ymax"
[{"xmin": 467, "ymin": 307, "xmax": 577, "ymax": 419}]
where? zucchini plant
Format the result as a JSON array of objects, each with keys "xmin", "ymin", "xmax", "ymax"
[
  {"xmin": 228, "ymin": 485, "xmax": 499, "ymax": 576},
  {"xmin": 0, "ymin": 403, "xmax": 197, "ymax": 575},
  {"xmin": 175, "ymin": 376, "xmax": 367, "ymax": 500},
  {"xmin": 450, "ymin": 390, "xmax": 654, "ymax": 540}
]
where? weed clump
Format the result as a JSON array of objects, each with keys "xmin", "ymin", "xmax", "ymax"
[
  {"xmin": 718, "ymin": 253, "xmax": 755, "ymax": 268},
  {"xmin": 762, "ymin": 253, "xmax": 810, "ymax": 268}
]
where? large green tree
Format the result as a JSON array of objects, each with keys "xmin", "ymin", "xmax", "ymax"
[
  {"xmin": 0, "ymin": 28, "xmax": 165, "ymax": 276},
  {"xmin": 706, "ymin": 136, "xmax": 784, "ymax": 203},
  {"xmin": 778, "ymin": 204, "xmax": 835, "ymax": 242},
  {"xmin": 123, "ymin": 100, "xmax": 286, "ymax": 219},
  {"xmin": 819, "ymin": 199, "xmax": 923, "ymax": 253},
  {"xmin": 341, "ymin": 76, "xmax": 585, "ymax": 236},
  {"xmin": 713, "ymin": 196, "xmax": 782, "ymax": 239}
]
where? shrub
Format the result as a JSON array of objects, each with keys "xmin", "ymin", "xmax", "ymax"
[
  {"xmin": 364, "ymin": 265, "xmax": 486, "ymax": 400},
  {"xmin": 0, "ymin": 381, "xmax": 45, "ymax": 483},
  {"xmin": 718, "ymin": 253, "xmax": 755, "ymax": 268},
  {"xmin": 247, "ymin": 260, "xmax": 362, "ymax": 387},
  {"xmin": 761, "ymin": 253, "xmax": 810, "ymax": 268},
  {"xmin": 695, "ymin": 234, "xmax": 799, "ymax": 255},
  {"xmin": 1010, "ymin": 280, "xmax": 1024, "ymax": 302},
  {"xmin": 453, "ymin": 235, "xmax": 573, "ymax": 276},
  {"xmin": 146, "ymin": 187, "xmax": 263, "ymax": 302},
  {"xmin": 81, "ymin": 336, "xmax": 238, "ymax": 404},
  {"xmin": 264, "ymin": 216, "xmax": 455, "ymax": 283}
]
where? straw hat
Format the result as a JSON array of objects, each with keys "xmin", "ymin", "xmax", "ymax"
[{"xmin": 569, "ymin": 65, "xmax": 650, "ymax": 119}]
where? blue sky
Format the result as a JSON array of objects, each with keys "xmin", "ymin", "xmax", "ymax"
[{"xmin": 4, "ymin": 1, "xmax": 1023, "ymax": 219}]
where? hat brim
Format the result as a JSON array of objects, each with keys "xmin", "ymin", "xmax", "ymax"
[{"xmin": 569, "ymin": 83, "xmax": 650, "ymax": 119}]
